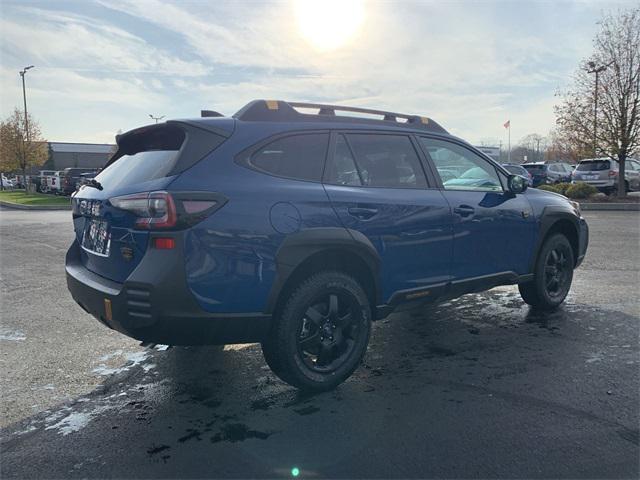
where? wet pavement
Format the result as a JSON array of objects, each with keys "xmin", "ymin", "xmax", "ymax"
[{"xmin": 0, "ymin": 209, "xmax": 638, "ymax": 478}]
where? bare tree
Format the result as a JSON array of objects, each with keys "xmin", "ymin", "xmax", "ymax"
[
  {"xmin": 555, "ymin": 7, "xmax": 640, "ymax": 197},
  {"xmin": 545, "ymin": 128, "xmax": 588, "ymax": 163},
  {"xmin": 518, "ymin": 133, "xmax": 549, "ymax": 162},
  {"xmin": 0, "ymin": 109, "xmax": 48, "ymax": 191}
]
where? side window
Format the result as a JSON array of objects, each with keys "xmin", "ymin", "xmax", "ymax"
[
  {"xmin": 324, "ymin": 135, "xmax": 362, "ymax": 186},
  {"xmin": 344, "ymin": 134, "xmax": 427, "ymax": 188},
  {"xmin": 419, "ymin": 137, "xmax": 503, "ymax": 192},
  {"xmin": 250, "ymin": 133, "xmax": 328, "ymax": 182}
]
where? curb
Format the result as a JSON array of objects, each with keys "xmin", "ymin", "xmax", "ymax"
[
  {"xmin": 0, "ymin": 200, "xmax": 71, "ymax": 211},
  {"xmin": 580, "ymin": 203, "xmax": 640, "ymax": 211}
]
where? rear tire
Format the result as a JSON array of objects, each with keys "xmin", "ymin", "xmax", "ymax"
[
  {"xmin": 519, "ymin": 233, "xmax": 574, "ymax": 310},
  {"xmin": 262, "ymin": 271, "xmax": 371, "ymax": 391}
]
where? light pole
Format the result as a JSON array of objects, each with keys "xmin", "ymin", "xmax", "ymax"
[
  {"xmin": 19, "ymin": 65, "xmax": 34, "ymax": 190},
  {"xmin": 149, "ymin": 114, "xmax": 165, "ymax": 124},
  {"xmin": 586, "ymin": 61, "xmax": 609, "ymax": 158}
]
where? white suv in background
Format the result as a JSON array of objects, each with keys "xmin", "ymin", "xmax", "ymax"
[{"xmin": 572, "ymin": 157, "xmax": 640, "ymax": 194}]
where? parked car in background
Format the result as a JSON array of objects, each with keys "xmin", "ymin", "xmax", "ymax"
[
  {"xmin": 11, "ymin": 175, "xmax": 26, "ymax": 189},
  {"xmin": 572, "ymin": 157, "xmax": 640, "ymax": 194},
  {"xmin": 522, "ymin": 162, "xmax": 573, "ymax": 187},
  {"xmin": 66, "ymin": 99, "xmax": 589, "ymax": 391},
  {"xmin": 1, "ymin": 175, "xmax": 14, "ymax": 189},
  {"xmin": 61, "ymin": 168, "xmax": 98, "ymax": 195},
  {"xmin": 502, "ymin": 163, "xmax": 533, "ymax": 186},
  {"xmin": 35, "ymin": 170, "xmax": 57, "ymax": 193},
  {"xmin": 47, "ymin": 171, "xmax": 64, "ymax": 195},
  {"xmin": 75, "ymin": 172, "xmax": 98, "ymax": 191}
]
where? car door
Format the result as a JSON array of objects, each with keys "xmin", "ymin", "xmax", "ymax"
[
  {"xmin": 417, "ymin": 136, "xmax": 536, "ymax": 283},
  {"xmin": 323, "ymin": 132, "xmax": 453, "ymax": 302}
]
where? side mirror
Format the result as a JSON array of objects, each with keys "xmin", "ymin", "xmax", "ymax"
[{"xmin": 508, "ymin": 174, "xmax": 527, "ymax": 194}]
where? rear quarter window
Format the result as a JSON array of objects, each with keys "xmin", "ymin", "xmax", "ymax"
[{"xmin": 249, "ymin": 133, "xmax": 329, "ymax": 182}]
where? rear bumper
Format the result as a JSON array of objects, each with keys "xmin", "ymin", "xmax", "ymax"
[
  {"xmin": 573, "ymin": 179, "xmax": 614, "ymax": 189},
  {"xmin": 65, "ymin": 240, "xmax": 271, "ymax": 345}
]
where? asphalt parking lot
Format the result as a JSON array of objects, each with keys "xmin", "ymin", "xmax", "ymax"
[{"xmin": 0, "ymin": 208, "xmax": 638, "ymax": 479}]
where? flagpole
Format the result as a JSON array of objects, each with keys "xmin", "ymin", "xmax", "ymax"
[{"xmin": 508, "ymin": 122, "xmax": 511, "ymax": 163}]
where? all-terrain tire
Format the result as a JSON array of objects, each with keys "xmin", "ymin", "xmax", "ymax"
[
  {"xmin": 261, "ymin": 271, "xmax": 371, "ymax": 391},
  {"xmin": 519, "ymin": 233, "xmax": 574, "ymax": 310}
]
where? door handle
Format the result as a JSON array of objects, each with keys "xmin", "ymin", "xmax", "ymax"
[
  {"xmin": 453, "ymin": 205, "xmax": 475, "ymax": 217},
  {"xmin": 348, "ymin": 207, "xmax": 379, "ymax": 220}
]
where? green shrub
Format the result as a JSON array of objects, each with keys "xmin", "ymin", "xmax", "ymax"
[
  {"xmin": 555, "ymin": 183, "xmax": 572, "ymax": 195},
  {"xmin": 537, "ymin": 183, "xmax": 574, "ymax": 196},
  {"xmin": 565, "ymin": 182, "xmax": 598, "ymax": 199}
]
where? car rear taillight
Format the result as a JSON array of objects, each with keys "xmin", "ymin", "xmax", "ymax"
[
  {"xmin": 609, "ymin": 170, "xmax": 618, "ymax": 177},
  {"xmin": 109, "ymin": 191, "xmax": 226, "ymax": 230},
  {"xmin": 110, "ymin": 191, "xmax": 177, "ymax": 229}
]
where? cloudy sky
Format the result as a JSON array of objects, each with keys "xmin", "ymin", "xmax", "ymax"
[{"xmin": 0, "ymin": 0, "xmax": 634, "ymax": 146}]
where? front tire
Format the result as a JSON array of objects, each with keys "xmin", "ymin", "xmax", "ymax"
[
  {"xmin": 519, "ymin": 233, "xmax": 574, "ymax": 310},
  {"xmin": 262, "ymin": 271, "xmax": 372, "ymax": 391}
]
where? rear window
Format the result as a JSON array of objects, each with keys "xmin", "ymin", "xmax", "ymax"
[
  {"xmin": 250, "ymin": 133, "xmax": 329, "ymax": 182},
  {"xmin": 95, "ymin": 125, "xmax": 185, "ymax": 190},
  {"xmin": 523, "ymin": 164, "xmax": 546, "ymax": 173},
  {"xmin": 577, "ymin": 160, "xmax": 611, "ymax": 171}
]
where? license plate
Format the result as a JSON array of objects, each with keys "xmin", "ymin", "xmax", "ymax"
[
  {"xmin": 82, "ymin": 219, "xmax": 111, "ymax": 256},
  {"xmin": 584, "ymin": 175, "xmax": 598, "ymax": 180}
]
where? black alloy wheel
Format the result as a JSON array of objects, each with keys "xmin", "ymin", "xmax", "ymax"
[
  {"xmin": 519, "ymin": 233, "xmax": 574, "ymax": 310},
  {"xmin": 543, "ymin": 246, "xmax": 572, "ymax": 299},
  {"xmin": 296, "ymin": 291, "xmax": 362, "ymax": 373},
  {"xmin": 262, "ymin": 271, "xmax": 371, "ymax": 391}
]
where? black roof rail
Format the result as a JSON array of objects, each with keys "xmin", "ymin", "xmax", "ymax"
[{"xmin": 233, "ymin": 99, "xmax": 448, "ymax": 134}]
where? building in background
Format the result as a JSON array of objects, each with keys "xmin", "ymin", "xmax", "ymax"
[
  {"xmin": 474, "ymin": 145, "xmax": 500, "ymax": 162},
  {"xmin": 46, "ymin": 142, "xmax": 115, "ymax": 170}
]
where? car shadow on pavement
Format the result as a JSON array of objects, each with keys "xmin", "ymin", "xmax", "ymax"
[{"xmin": 1, "ymin": 287, "xmax": 638, "ymax": 479}]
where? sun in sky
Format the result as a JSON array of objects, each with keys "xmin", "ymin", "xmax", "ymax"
[{"xmin": 294, "ymin": 0, "xmax": 365, "ymax": 51}]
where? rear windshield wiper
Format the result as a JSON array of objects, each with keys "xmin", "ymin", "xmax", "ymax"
[{"xmin": 84, "ymin": 179, "xmax": 103, "ymax": 191}]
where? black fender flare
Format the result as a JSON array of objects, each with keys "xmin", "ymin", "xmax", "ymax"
[
  {"xmin": 264, "ymin": 227, "xmax": 381, "ymax": 313},
  {"xmin": 530, "ymin": 206, "xmax": 581, "ymax": 272}
]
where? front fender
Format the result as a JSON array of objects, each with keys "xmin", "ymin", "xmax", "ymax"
[{"xmin": 530, "ymin": 205, "xmax": 583, "ymax": 272}]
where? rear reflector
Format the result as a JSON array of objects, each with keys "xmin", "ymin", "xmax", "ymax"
[
  {"xmin": 153, "ymin": 237, "xmax": 175, "ymax": 249},
  {"xmin": 104, "ymin": 298, "xmax": 113, "ymax": 321}
]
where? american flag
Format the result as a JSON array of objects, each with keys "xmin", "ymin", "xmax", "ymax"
[{"xmin": 503, "ymin": 120, "xmax": 510, "ymax": 128}]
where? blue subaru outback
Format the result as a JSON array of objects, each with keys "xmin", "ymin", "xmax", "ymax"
[{"xmin": 66, "ymin": 100, "xmax": 589, "ymax": 391}]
